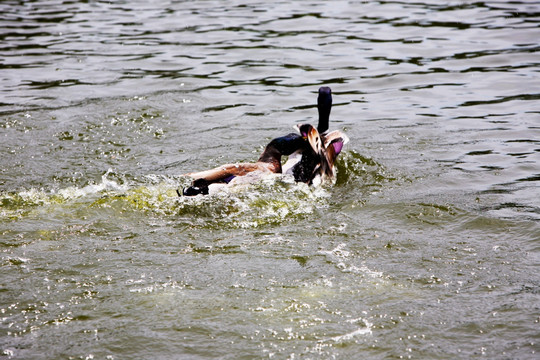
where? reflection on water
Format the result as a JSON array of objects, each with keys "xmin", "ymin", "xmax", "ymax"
[{"xmin": 1, "ymin": 1, "xmax": 539, "ymax": 359}]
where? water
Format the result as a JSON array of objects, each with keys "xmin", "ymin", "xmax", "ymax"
[{"xmin": 1, "ymin": 0, "xmax": 539, "ymax": 359}]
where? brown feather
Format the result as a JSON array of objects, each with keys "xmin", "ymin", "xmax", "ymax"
[{"xmin": 184, "ymin": 162, "xmax": 270, "ymax": 182}]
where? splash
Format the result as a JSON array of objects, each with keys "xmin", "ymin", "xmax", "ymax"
[
  {"xmin": 0, "ymin": 170, "xmax": 332, "ymax": 228},
  {"xmin": 168, "ymin": 175, "xmax": 331, "ymax": 228},
  {"xmin": 0, "ymin": 169, "xmax": 128, "ymax": 221},
  {"xmin": 0, "ymin": 150, "xmax": 384, "ymax": 227}
]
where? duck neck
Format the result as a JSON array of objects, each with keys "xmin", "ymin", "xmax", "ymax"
[
  {"xmin": 317, "ymin": 97, "xmax": 331, "ymax": 133},
  {"xmin": 257, "ymin": 145, "xmax": 282, "ymax": 172},
  {"xmin": 257, "ymin": 134, "xmax": 306, "ymax": 172}
]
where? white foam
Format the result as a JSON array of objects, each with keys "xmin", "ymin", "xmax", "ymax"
[
  {"xmin": 328, "ymin": 321, "xmax": 373, "ymax": 342},
  {"xmin": 56, "ymin": 169, "xmax": 128, "ymax": 200}
]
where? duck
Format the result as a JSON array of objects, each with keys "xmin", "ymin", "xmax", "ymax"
[
  {"xmin": 180, "ymin": 133, "xmax": 306, "ymax": 196},
  {"xmin": 282, "ymin": 86, "xmax": 349, "ymax": 185},
  {"xmin": 180, "ymin": 86, "xmax": 348, "ymax": 195}
]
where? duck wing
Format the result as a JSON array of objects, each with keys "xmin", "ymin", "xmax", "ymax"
[
  {"xmin": 293, "ymin": 124, "xmax": 350, "ymax": 182},
  {"xmin": 322, "ymin": 130, "xmax": 349, "ymax": 172},
  {"xmin": 299, "ymin": 124, "xmax": 334, "ymax": 179},
  {"xmin": 182, "ymin": 163, "xmax": 268, "ymax": 196},
  {"xmin": 184, "ymin": 163, "xmax": 262, "ymax": 183},
  {"xmin": 322, "ymin": 130, "xmax": 349, "ymax": 150}
]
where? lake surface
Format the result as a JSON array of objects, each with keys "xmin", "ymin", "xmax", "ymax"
[{"xmin": 1, "ymin": 1, "xmax": 539, "ymax": 359}]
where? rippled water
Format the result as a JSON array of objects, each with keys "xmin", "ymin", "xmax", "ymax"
[{"xmin": 1, "ymin": 1, "xmax": 539, "ymax": 359}]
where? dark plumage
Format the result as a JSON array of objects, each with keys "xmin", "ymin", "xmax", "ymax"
[{"xmin": 316, "ymin": 86, "xmax": 332, "ymax": 133}]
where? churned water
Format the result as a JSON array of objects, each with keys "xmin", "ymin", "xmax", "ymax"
[{"xmin": 1, "ymin": 1, "xmax": 539, "ymax": 359}]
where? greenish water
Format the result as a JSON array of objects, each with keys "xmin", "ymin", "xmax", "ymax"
[{"xmin": 1, "ymin": 1, "xmax": 539, "ymax": 359}]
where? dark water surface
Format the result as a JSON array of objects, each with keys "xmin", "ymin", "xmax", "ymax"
[{"xmin": 1, "ymin": 1, "xmax": 539, "ymax": 359}]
